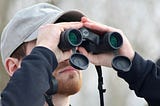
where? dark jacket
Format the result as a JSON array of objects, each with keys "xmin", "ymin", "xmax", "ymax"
[
  {"xmin": 1, "ymin": 47, "xmax": 58, "ymax": 106},
  {"xmin": 1, "ymin": 47, "xmax": 160, "ymax": 106},
  {"xmin": 116, "ymin": 52, "xmax": 160, "ymax": 106}
]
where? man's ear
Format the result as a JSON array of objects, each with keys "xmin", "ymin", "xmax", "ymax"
[{"xmin": 5, "ymin": 57, "xmax": 21, "ymax": 76}]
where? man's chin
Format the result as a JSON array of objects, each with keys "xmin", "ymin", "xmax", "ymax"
[{"xmin": 56, "ymin": 78, "xmax": 82, "ymax": 95}]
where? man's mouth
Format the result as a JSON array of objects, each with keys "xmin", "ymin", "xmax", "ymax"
[{"xmin": 59, "ymin": 66, "xmax": 78, "ymax": 73}]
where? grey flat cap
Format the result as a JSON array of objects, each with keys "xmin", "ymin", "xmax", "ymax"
[{"xmin": 1, "ymin": 3, "xmax": 84, "ymax": 65}]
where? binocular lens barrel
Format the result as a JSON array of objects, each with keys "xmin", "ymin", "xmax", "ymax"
[
  {"xmin": 110, "ymin": 34, "xmax": 118, "ymax": 47},
  {"xmin": 67, "ymin": 29, "xmax": 82, "ymax": 46},
  {"xmin": 58, "ymin": 29, "xmax": 83, "ymax": 51},
  {"xmin": 107, "ymin": 32, "xmax": 123, "ymax": 50},
  {"xmin": 68, "ymin": 31, "xmax": 79, "ymax": 45}
]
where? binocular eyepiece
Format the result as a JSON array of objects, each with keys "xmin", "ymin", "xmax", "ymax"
[
  {"xmin": 58, "ymin": 29, "xmax": 83, "ymax": 51},
  {"xmin": 58, "ymin": 27, "xmax": 123, "ymax": 53}
]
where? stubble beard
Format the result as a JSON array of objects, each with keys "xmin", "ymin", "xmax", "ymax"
[{"xmin": 56, "ymin": 72, "xmax": 82, "ymax": 96}]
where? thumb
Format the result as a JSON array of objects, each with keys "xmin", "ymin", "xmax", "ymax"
[{"xmin": 58, "ymin": 50, "xmax": 73, "ymax": 63}]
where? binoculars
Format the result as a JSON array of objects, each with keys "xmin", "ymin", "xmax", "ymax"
[
  {"xmin": 58, "ymin": 27, "xmax": 123, "ymax": 54},
  {"xmin": 57, "ymin": 27, "xmax": 130, "ymax": 70}
]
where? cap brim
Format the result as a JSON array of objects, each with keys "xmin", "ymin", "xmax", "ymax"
[
  {"xmin": 24, "ymin": 10, "xmax": 85, "ymax": 42},
  {"xmin": 54, "ymin": 10, "xmax": 85, "ymax": 23}
]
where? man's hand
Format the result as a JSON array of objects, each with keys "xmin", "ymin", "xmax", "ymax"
[
  {"xmin": 78, "ymin": 17, "xmax": 135, "ymax": 67},
  {"xmin": 36, "ymin": 22, "xmax": 83, "ymax": 63}
]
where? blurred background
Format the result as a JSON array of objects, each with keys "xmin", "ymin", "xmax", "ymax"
[{"xmin": 1, "ymin": 0, "xmax": 160, "ymax": 106}]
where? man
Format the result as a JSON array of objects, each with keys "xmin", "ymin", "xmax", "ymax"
[
  {"xmin": 1, "ymin": 3, "xmax": 85, "ymax": 106},
  {"xmin": 1, "ymin": 2, "xmax": 160, "ymax": 106}
]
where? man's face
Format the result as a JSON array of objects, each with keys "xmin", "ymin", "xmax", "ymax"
[{"xmin": 26, "ymin": 40, "xmax": 82, "ymax": 96}]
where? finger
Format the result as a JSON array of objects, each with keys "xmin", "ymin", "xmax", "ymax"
[
  {"xmin": 82, "ymin": 17, "xmax": 120, "ymax": 33},
  {"xmin": 78, "ymin": 47, "xmax": 88, "ymax": 57},
  {"xmin": 60, "ymin": 50, "xmax": 73, "ymax": 62},
  {"xmin": 56, "ymin": 22, "xmax": 83, "ymax": 30},
  {"xmin": 81, "ymin": 17, "xmax": 92, "ymax": 23},
  {"xmin": 78, "ymin": 47, "xmax": 97, "ymax": 64}
]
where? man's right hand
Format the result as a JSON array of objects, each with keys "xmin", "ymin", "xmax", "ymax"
[{"xmin": 36, "ymin": 22, "xmax": 83, "ymax": 63}]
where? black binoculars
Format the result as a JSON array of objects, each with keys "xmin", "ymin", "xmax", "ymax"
[
  {"xmin": 58, "ymin": 27, "xmax": 123, "ymax": 54},
  {"xmin": 58, "ymin": 27, "xmax": 132, "ymax": 71}
]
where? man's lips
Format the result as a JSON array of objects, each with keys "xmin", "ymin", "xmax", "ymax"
[{"xmin": 59, "ymin": 66, "xmax": 78, "ymax": 73}]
